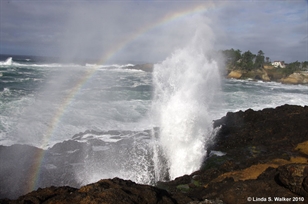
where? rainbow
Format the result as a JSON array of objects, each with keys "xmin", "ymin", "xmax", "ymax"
[{"xmin": 26, "ymin": 2, "xmax": 218, "ymax": 194}]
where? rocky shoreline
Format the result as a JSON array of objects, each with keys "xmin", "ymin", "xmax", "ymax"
[
  {"xmin": 1, "ymin": 104, "xmax": 308, "ymax": 203},
  {"xmin": 127, "ymin": 63, "xmax": 308, "ymax": 85},
  {"xmin": 227, "ymin": 68, "xmax": 308, "ymax": 85}
]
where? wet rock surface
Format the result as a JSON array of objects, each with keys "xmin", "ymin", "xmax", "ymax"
[
  {"xmin": 1, "ymin": 104, "xmax": 308, "ymax": 203},
  {"xmin": 0, "ymin": 130, "xmax": 152, "ymax": 199},
  {"xmin": 278, "ymin": 163, "xmax": 308, "ymax": 197},
  {"xmin": 1, "ymin": 178, "xmax": 178, "ymax": 204},
  {"xmin": 159, "ymin": 104, "xmax": 308, "ymax": 203}
]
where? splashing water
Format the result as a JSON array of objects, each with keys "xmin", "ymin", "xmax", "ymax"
[
  {"xmin": 1, "ymin": 57, "xmax": 13, "ymax": 66},
  {"xmin": 73, "ymin": 25, "xmax": 222, "ymax": 186},
  {"xmin": 152, "ymin": 25, "xmax": 221, "ymax": 180}
]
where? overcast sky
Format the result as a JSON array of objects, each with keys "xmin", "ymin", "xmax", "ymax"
[{"xmin": 0, "ymin": 0, "xmax": 307, "ymax": 63}]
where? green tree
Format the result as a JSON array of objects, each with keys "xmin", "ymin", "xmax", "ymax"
[
  {"xmin": 234, "ymin": 49, "xmax": 242, "ymax": 62},
  {"xmin": 254, "ymin": 50, "xmax": 265, "ymax": 69},
  {"xmin": 222, "ymin": 48, "xmax": 242, "ymax": 66},
  {"xmin": 266, "ymin": 57, "xmax": 270, "ymax": 63},
  {"xmin": 283, "ymin": 61, "xmax": 301, "ymax": 76},
  {"xmin": 240, "ymin": 50, "xmax": 255, "ymax": 71},
  {"xmin": 301, "ymin": 61, "xmax": 308, "ymax": 70}
]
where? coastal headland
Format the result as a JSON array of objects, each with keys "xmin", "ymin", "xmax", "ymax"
[
  {"xmin": 129, "ymin": 62, "xmax": 308, "ymax": 84},
  {"xmin": 1, "ymin": 104, "xmax": 308, "ymax": 203},
  {"xmin": 227, "ymin": 68, "xmax": 308, "ymax": 84},
  {"xmin": 222, "ymin": 49, "xmax": 308, "ymax": 84}
]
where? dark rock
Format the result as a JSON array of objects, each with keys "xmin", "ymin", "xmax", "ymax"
[
  {"xmin": 4, "ymin": 178, "xmax": 179, "ymax": 204},
  {"xmin": 0, "ymin": 141, "xmax": 89, "ymax": 199},
  {"xmin": 2, "ymin": 104, "xmax": 308, "ymax": 203},
  {"xmin": 188, "ymin": 198, "xmax": 225, "ymax": 204},
  {"xmin": 278, "ymin": 164, "xmax": 308, "ymax": 197},
  {"xmin": 0, "ymin": 144, "xmax": 44, "ymax": 199},
  {"xmin": 49, "ymin": 140, "xmax": 84, "ymax": 153},
  {"xmin": 162, "ymin": 104, "xmax": 308, "ymax": 203}
]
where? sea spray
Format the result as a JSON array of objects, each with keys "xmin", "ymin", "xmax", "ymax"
[
  {"xmin": 152, "ymin": 26, "xmax": 221, "ymax": 180},
  {"xmin": 3, "ymin": 57, "xmax": 13, "ymax": 66}
]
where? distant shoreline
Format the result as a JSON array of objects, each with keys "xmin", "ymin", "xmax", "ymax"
[
  {"xmin": 127, "ymin": 63, "xmax": 154, "ymax": 72},
  {"xmin": 128, "ymin": 63, "xmax": 308, "ymax": 85},
  {"xmin": 1, "ymin": 54, "xmax": 307, "ymax": 86},
  {"xmin": 226, "ymin": 68, "xmax": 308, "ymax": 85}
]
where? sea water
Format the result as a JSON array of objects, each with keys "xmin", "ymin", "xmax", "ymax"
[
  {"xmin": 1, "ymin": 54, "xmax": 308, "ymax": 190},
  {"xmin": 0, "ymin": 59, "xmax": 152, "ymax": 147}
]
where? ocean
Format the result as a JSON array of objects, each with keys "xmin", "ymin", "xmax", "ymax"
[{"xmin": 1, "ymin": 52, "xmax": 308, "ymax": 197}]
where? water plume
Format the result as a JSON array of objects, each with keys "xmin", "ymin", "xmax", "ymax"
[{"xmin": 152, "ymin": 23, "xmax": 221, "ymax": 180}]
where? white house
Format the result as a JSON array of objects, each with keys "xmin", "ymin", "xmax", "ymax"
[{"xmin": 272, "ymin": 61, "xmax": 286, "ymax": 68}]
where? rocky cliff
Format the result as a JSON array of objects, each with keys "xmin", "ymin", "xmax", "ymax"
[
  {"xmin": 227, "ymin": 69, "xmax": 270, "ymax": 81},
  {"xmin": 227, "ymin": 68, "xmax": 308, "ymax": 84},
  {"xmin": 1, "ymin": 104, "xmax": 308, "ymax": 204},
  {"xmin": 129, "ymin": 64, "xmax": 308, "ymax": 85},
  {"xmin": 281, "ymin": 72, "xmax": 308, "ymax": 84}
]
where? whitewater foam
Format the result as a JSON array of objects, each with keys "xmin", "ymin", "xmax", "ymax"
[
  {"xmin": 152, "ymin": 25, "xmax": 221, "ymax": 180},
  {"xmin": 86, "ymin": 63, "xmax": 134, "ymax": 69},
  {"xmin": 3, "ymin": 57, "xmax": 12, "ymax": 66},
  {"xmin": 0, "ymin": 59, "xmax": 80, "ymax": 68}
]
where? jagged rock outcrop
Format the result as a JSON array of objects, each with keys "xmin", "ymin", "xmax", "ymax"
[
  {"xmin": 227, "ymin": 68, "xmax": 308, "ymax": 84},
  {"xmin": 227, "ymin": 68, "xmax": 271, "ymax": 81},
  {"xmin": 281, "ymin": 72, "xmax": 308, "ymax": 84},
  {"xmin": 278, "ymin": 163, "xmax": 308, "ymax": 197},
  {"xmin": 0, "ymin": 178, "xmax": 181, "ymax": 204},
  {"xmin": 1, "ymin": 105, "xmax": 308, "ymax": 204},
  {"xmin": 227, "ymin": 70, "xmax": 242, "ymax": 79},
  {"xmin": 0, "ymin": 144, "xmax": 44, "ymax": 199},
  {"xmin": 0, "ymin": 130, "xmax": 155, "ymax": 200},
  {"xmin": 158, "ymin": 105, "xmax": 308, "ymax": 203}
]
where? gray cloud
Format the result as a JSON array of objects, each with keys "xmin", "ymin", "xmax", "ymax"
[
  {"xmin": 0, "ymin": 0, "xmax": 307, "ymax": 63},
  {"xmin": 212, "ymin": 1, "xmax": 307, "ymax": 62}
]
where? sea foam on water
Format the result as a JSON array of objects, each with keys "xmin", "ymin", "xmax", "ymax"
[{"xmin": 152, "ymin": 25, "xmax": 221, "ymax": 180}]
